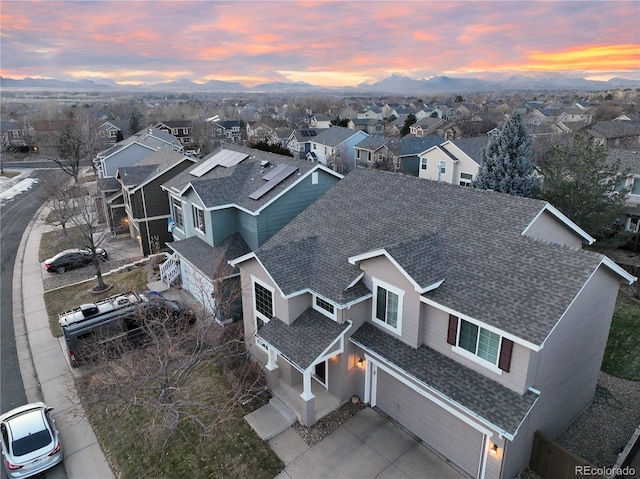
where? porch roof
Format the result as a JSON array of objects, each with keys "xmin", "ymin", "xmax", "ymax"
[
  {"xmin": 258, "ymin": 308, "xmax": 350, "ymax": 371},
  {"xmin": 168, "ymin": 233, "xmax": 250, "ymax": 280},
  {"xmin": 350, "ymin": 322, "xmax": 539, "ymax": 438}
]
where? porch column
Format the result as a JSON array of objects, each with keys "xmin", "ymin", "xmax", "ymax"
[
  {"xmin": 299, "ymin": 369, "xmax": 316, "ymax": 426},
  {"xmin": 264, "ymin": 348, "xmax": 279, "ymax": 390}
]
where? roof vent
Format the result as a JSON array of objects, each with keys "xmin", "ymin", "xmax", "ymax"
[{"xmin": 261, "ymin": 160, "xmax": 271, "ymax": 167}]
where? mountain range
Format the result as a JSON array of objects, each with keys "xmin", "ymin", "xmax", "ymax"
[{"xmin": 2, "ymin": 73, "xmax": 639, "ymax": 93}]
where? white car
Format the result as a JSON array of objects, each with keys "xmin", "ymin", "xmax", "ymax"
[{"xmin": 0, "ymin": 403, "xmax": 63, "ymax": 478}]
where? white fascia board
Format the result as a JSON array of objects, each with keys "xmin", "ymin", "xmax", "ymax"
[
  {"xmin": 304, "ymin": 320, "xmax": 354, "ymax": 373},
  {"xmin": 346, "ymin": 272, "xmax": 364, "ymax": 290},
  {"xmin": 230, "ymin": 254, "xmax": 286, "ymax": 299},
  {"xmin": 523, "ymin": 204, "xmax": 596, "ymax": 245},
  {"xmin": 602, "ymin": 256, "xmax": 636, "ymax": 284},
  {"xmin": 227, "ymin": 251, "xmax": 256, "ymax": 267},
  {"xmin": 349, "ymin": 249, "xmax": 439, "ymax": 294},
  {"xmin": 420, "ymin": 296, "xmax": 541, "ymax": 352},
  {"xmin": 282, "ymin": 287, "xmax": 372, "ymax": 309}
]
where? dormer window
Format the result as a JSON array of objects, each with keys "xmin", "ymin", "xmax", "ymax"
[{"xmin": 372, "ymin": 278, "xmax": 403, "ymax": 334}]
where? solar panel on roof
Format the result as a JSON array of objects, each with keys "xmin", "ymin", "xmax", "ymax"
[
  {"xmin": 189, "ymin": 150, "xmax": 247, "ymax": 177},
  {"xmin": 262, "ymin": 163, "xmax": 288, "ymax": 181},
  {"xmin": 249, "ymin": 165, "xmax": 298, "ymax": 200}
]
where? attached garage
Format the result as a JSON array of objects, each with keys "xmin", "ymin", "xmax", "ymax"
[
  {"xmin": 180, "ymin": 260, "xmax": 214, "ymax": 312},
  {"xmin": 373, "ymin": 365, "xmax": 486, "ymax": 478}
]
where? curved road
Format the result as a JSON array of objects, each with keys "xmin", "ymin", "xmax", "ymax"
[{"xmin": 1, "ymin": 169, "xmax": 65, "ymax": 411}]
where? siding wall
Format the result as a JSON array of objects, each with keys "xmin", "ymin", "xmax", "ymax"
[
  {"xmin": 211, "ymin": 208, "xmax": 238, "ymax": 246},
  {"xmin": 524, "ymin": 210, "xmax": 585, "ymax": 248},
  {"xmin": 359, "ymin": 255, "xmax": 422, "ymax": 348},
  {"xmin": 501, "ymin": 267, "xmax": 622, "ymax": 479},
  {"xmin": 421, "ymin": 304, "xmax": 531, "ymax": 394}
]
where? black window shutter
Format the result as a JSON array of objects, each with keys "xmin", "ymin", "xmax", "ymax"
[
  {"xmin": 498, "ymin": 338, "xmax": 514, "ymax": 372},
  {"xmin": 447, "ymin": 314, "xmax": 458, "ymax": 345}
]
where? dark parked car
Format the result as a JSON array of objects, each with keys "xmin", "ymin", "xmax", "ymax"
[{"xmin": 44, "ymin": 248, "xmax": 108, "ymax": 274}]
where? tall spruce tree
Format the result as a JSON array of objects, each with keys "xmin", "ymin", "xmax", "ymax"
[{"xmin": 472, "ymin": 113, "xmax": 535, "ymax": 197}]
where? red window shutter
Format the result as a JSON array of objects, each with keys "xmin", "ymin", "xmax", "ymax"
[
  {"xmin": 498, "ymin": 338, "xmax": 514, "ymax": 372},
  {"xmin": 447, "ymin": 314, "xmax": 458, "ymax": 345}
]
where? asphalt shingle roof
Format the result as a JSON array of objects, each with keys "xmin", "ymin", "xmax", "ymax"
[
  {"xmin": 258, "ymin": 308, "xmax": 351, "ymax": 370},
  {"xmin": 255, "ymin": 168, "xmax": 605, "ymax": 345},
  {"xmin": 162, "ymin": 144, "xmax": 320, "ymax": 212},
  {"xmin": 312, "ymin": 126, "xmax": 364, "ymax": 148},
  {"xmin": 117, "ymin": 149, "xmax": 190, "ymax": 188},
  {"xmin": 351, "ymin": 322, "xmax": 539, "ymax": 436},
  {"xmin": 168, "ymin": 232, "xmax": 250, "ymax": 280}
]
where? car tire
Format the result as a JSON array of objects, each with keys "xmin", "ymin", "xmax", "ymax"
[{"xmin": 56, "ymin": 266, "xmax": 66, "ymax": 273}]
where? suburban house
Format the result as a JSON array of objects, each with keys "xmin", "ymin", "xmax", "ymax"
[
  {"xmin": 391, "ymin": 136, "xmax": 444, "ymax": 176},
  {"xmin": 306, "ymin": 126, "xmax": 368, "ymax": 172},
  {"xmin": 308, "ymin": 114, "xmax": 332, "ymax": 129},
  {"xmin": 159, "ymin": 144, "xmax": 342, "ymax": 316},
  {"xmin": 410, "ymin": 117, "xmax": 462, "ymax": 140},
  {"xmin": 94, "ymin": 127, "xmax": 182, "ymax": 178},
  {"xmin": 115, "ymin": 149, "xmax": 196, "ymax": 255},
  {"xmin": 588, "ymin": 120, "xmax": 640, "ymax": 148},
  {"xmin": 154, "ymin": 120, "xmax": 194, "ymax": 146},
  {"xmin": 609, "ymin": 149, "xmax": 640, "ymax": 233},
  {"xmin": 0, "ymin": 120, "xmax": 29, "ymax": 149},
  {"xmin": 418, "ymin": 136, "xmax": 487, "ymax": 185},
  {"xmin": 354, "ymin": 135, "xmax": 393, "ymax": 169},
  {"xmin": 230, "ymin": 167, "xmax": 634, "ymax": 479},
  {"xmin": 212, "ymin": 120, "xmax": 242, "ymax": 143},
  {"xmin": 246, "ymin": 121, "xmax": 274, "ymax": 144},
  {"xmin": 97, "ymin": 120, "xmax": 128, "ymax": 147},
  {"xmin": 348, "ymin": 118, "xmax": 385, "ymax": 135}
]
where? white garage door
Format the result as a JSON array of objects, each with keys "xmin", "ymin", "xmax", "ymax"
[
  {"xmin": 375, "ymin": 368, "xmax": 484, "ymax": 478},
  {"xmin": 181, "ymin": 261, "xmax": 214, "ymax": 312}
]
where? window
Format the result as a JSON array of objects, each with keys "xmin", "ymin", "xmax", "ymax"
[
  {"xmin": 459, "ymin": 172, "xmax": 473, "ymax": 187},
  {"xmin": 191, "ymin": 205, "xmax": 205, "ymax": 234},
  {"xmin": 421, "ymin": 158, "xmax": 428, "ymax": 170},
  {"xmin": 447, "ymin": 315, "xmax": 512, "ymax": 371},
  {"xmin": 312, "ymin": 171, "xmax": 318, "ymax": 185},
  {"xmin": 253, "ymin": 277, "xmax": 274, "ymax": 324},
  {"xmin": 632, "ymin": 178, "xmax": 640, "ymax": 195},
  {"xmin": 313, "ymin": 295, "xmax": 336, "ymax": 320},
  {"xmin": 372, "ymin": 279, "xmax": 403, "ymax": 333},
  {"xmin": 171, "ymin": 197, "xmax": 184, "ymax": 229}
]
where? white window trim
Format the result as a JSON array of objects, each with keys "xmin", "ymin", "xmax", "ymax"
[
  {"xmin": 371, "ymin": 278, "xmax": 404, "ymax": 334},
  {"xmin": 191, "ymin": 204, "xmax": 206, "ymax": 234},
  {"xmin": 312, "ymin": 294, "xmax": 337, "ymax": 321},
  {"xmin": 459, "ymin": 172, "xmax": 473, "ymax": 186},
  {"xmin": 420, "ymin": 157, "xmax": 428, "ymax": 170},
  {"xmin": 452, "ymin": 318, "xmax": 503, "ymax": 375},
  {"xmin": 171, "ymin": 196, "xmax": 185, "ymax": 232},
  {"xmin": 252, "ymin": 275, "xmax": 275, "ymax": 325}
]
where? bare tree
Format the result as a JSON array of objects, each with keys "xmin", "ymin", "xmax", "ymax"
[
  {"xmin": 76, "ymin": 258, "xmax": 265, "ymax": 454},
  {"xmin": 40, "ymin": 179, "xmax": 80, "ymax": 236},
  {"xmin": 50, "ymin": 109, "xmax": 100, "ymax": 183}
]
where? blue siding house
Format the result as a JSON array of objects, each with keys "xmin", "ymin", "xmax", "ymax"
[{"xmin": 160, "ymin": 144, "xmax": 342, "ymax": 319}]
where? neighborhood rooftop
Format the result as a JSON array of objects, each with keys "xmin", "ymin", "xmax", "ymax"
[{"xmin": 252, "ymin": 167, "xmax": 606, "ymax": 346}]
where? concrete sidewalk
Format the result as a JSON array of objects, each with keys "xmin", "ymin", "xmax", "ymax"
[{"xmin": 13, "ymin": 203, "xmax": 115, "ymax": 479}]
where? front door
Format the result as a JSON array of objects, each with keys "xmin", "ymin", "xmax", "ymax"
[{"xmin": 313, "ymin": 361, "xmax": 327, "ymax": 387}]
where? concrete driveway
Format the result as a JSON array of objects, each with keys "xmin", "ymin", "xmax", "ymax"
[{"xmin": 269, "ymin": 408, "xmax": 466, "ymax": 479}]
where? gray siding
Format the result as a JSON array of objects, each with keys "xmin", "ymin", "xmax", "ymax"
[
  {"xmin": 359, "ymin": 255, "xmax": 421, "ymax": 348},
  {"xmin": 421, "ymin": 304, "xmax": 531, "ymax": 394},
  {"xmin": 501, "ymin": 267, "xmax": 622, "ymax": 479},
  {"xmin": 237, "ymin": 210, "xmax": 259, "ymax": 251},
  {"xmin": 524, "ymin": 210, "xmax": 586, "ymax": 248}
]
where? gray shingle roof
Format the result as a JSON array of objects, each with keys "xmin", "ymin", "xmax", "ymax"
[
  {"xmin": 397, "ymin": 136, "xmax": 442, "ymax": 156},
  {"xmin": 168, "ymin": 232, "xmax": 250, "ymax": 280},
  {"xmin": 312, "ymin": 126, "xmax": 364, "ymax": 148},
  {"xmin": 258, "ymin": 308, "xmax": 351, "ymax": 370},
  {"xmin": 255, "ymin": 168, "xmax": 605, "ymax": 345},
  {"xmin": 606, "ymin": 149, "xmax": 640, "ymax": 175},
  {"xmin": 355, "ymin": 135, "xmax": 388, "ymax": 151},
  {"xmin": 446, "ymin": 136, "xmax": 488, "ymax": 164},
  {"xmin": 351, "ymin": 322, "xmax": 538, "ymax": 437},
  {"xmin": 161, "ymin": 144, "xmax": 320, "ymax": 212},
  {"xmin": 117, "ymin": 149, "xmax": 190, "ymax": 188},
  {"xmin": 590, "ymin": 120, "xmax": 640, "ymax": 139}
]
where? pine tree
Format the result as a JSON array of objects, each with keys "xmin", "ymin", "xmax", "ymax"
[{"xmin": 472, "ymin": 113, "xmax": 536, "ymax": 197}]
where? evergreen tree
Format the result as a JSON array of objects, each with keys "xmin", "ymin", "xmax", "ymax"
[
  {"xmin": 400, "ymin": 113, "xmax": 417, "ymax": 136},
  {"xmin": 472, "ymin": 113, "xmax": 535, "ymax": 197},
  {"xmin": 537, "ymin": 135, "xmax": 629, "ymax": 247}
]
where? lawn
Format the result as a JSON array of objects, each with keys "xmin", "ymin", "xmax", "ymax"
[
  {"xmin": 39, "ymin": 226, "xmax": 88, "ymax": 262},
  {"xmin": 602, "ymin": 289, "xmax": 640, "ymax": 380},
  {"xmin": 79, "ymin": 358, "xmax": 282, "ymax": 479},
  {"xmin": 1, "ymin": 170, "xmax": 21, "ymax": 178}
]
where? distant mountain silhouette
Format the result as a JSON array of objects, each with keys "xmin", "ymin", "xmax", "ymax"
[{"xmin": 2, "ymin": 72, "xmax": 638, "ymax": 93}]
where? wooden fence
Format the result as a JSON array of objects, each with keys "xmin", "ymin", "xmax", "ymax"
[{"xmin": 529, "ymin": 431, "xmax": 605, "ymax": 479}]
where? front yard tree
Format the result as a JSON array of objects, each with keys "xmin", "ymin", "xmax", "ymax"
[
  {"xmin": 400, "ymin": 113, "xmax": 417, "ymax": 136},
  {"xmin": 472, "ymin": 113, "xmax": 536, "ymax": 197},
  {"xmin": 52, "ymin": 110, "xmax": 100, "ymax": 183},
  {"xmin": 537, "ymin": 135, "xmax": 629, "ymax": 246}
]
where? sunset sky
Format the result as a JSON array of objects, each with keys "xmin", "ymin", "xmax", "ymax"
[{"xmin": 1, "ymin": 0, "xmax": 638, "ymax": 87}]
